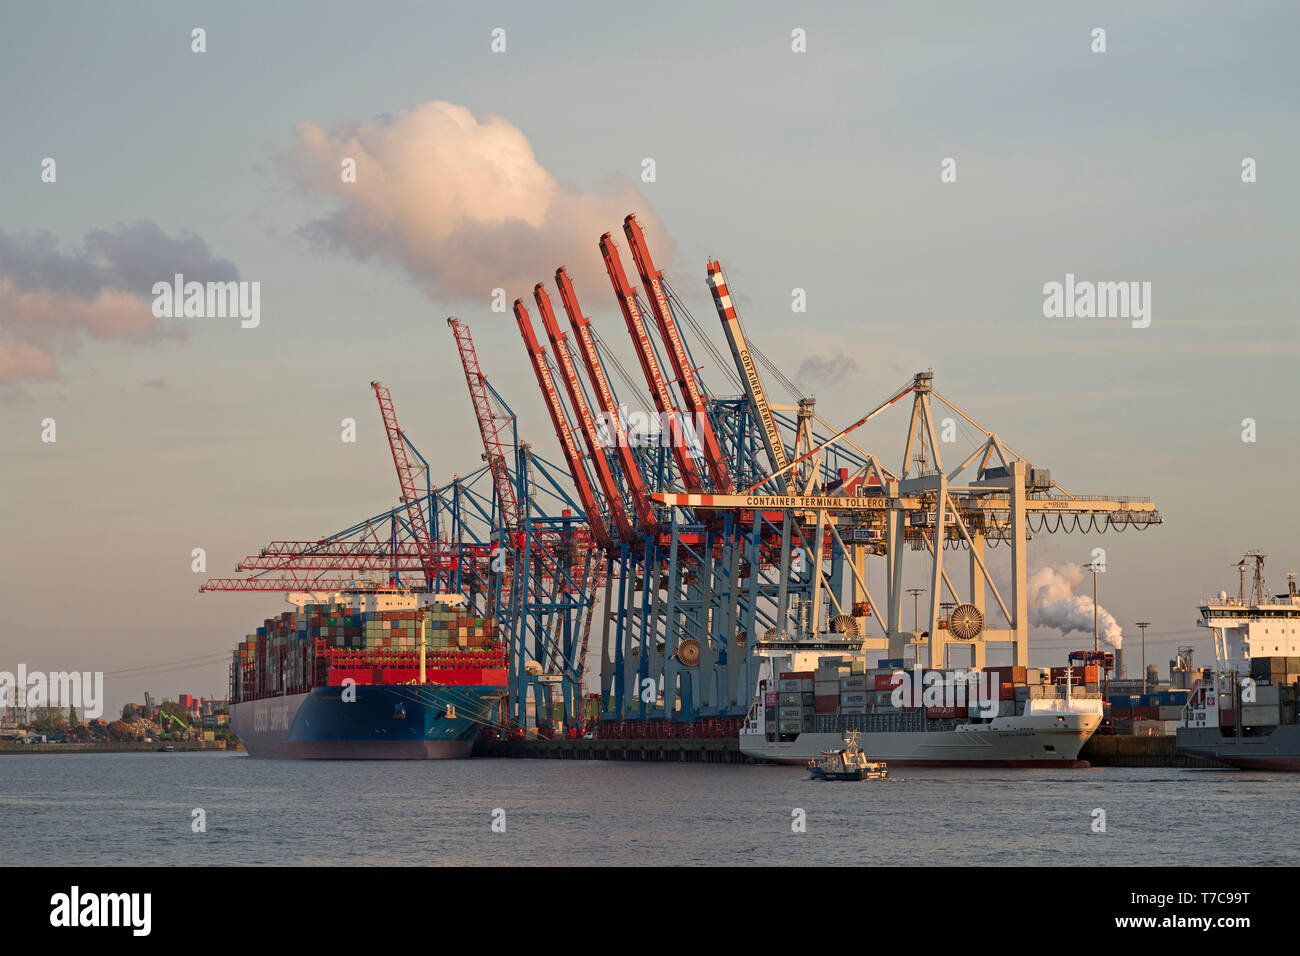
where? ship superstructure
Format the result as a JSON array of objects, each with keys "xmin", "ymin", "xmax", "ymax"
[
  {"xmin": 1195, "ymin": 553, "xmax": 1300, "ymax": 669},
  {"xmin": 1176, "ymin": 554, "xmax": 1300, "ymax": 771}
]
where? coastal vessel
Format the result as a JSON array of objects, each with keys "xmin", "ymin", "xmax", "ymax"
[
  {"xmin": 228, "ymin": 587, "xmax": 506, "ymax": 759},
  {"xmin": 739, "ymin": 633, "xmax": 1104, "ymax": 767},
  {"xmin": 807, "ymin": 731, "xmax": 887, "ymax": 780},
  {"xmin": 1175, "ymin": 554, "xmax": 1300, "ymax": 770}
]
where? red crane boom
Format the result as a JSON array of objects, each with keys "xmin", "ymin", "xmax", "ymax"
[
  {"xmin": 555, "ymin": 267, "xmax": 660, "ymax": 535},
  {"xmin": 598, "ymin": 233, "xmax": 705, "ymax": 493},
  {"xmin": 447, "ymin": 317, "xmax": 521, "ymax": 531},
  {"xmin": 371, "ymin": 380, "xmax": 437, "ymax": 585},
  {"xmin": 623, "ymin": 214, "xmax": 732, "ymax": 492},
  {"xmin": 200, "ymin": 577, "xmax": 399, "ymax": 593},
  {"xmin": 513, "ymin": 298, "xmax": 612, "ymax": 550},
  {"xmin": 534, "ymin": 283, "xmax": 637, "ymax": 544}
]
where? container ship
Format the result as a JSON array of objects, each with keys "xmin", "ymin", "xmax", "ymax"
[
  {"xmin": 228, "ymin": 587, "xmax": 507, "ymax": 759},
  {"xmin": 1175, "ymin": 555, "xmax": 1300, "ymax": 770},
  {"xmin": 738, "ymin": 635, "xmax": 1104, "ymax": 767}
]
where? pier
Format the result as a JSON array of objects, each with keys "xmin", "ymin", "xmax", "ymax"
[{"xmin": 474, "ymin": 734, "xmax": 1230, "ymax": 768}]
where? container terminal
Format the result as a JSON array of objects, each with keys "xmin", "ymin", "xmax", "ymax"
[{"xmin": 197, "ymin": 211, "xmax": 1255, "ymax": 766}]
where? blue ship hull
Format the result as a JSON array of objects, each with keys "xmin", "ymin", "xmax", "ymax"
[{"xmin": 229, "ymin": 683, "xmax": 504, "ymax": 759}]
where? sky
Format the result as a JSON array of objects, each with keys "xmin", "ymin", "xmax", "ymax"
[{"xmin": 1, "ymin": 1, "xmax": 1297, "ymax": 716}]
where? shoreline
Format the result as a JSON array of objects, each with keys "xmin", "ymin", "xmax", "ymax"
[{"xmin": 0, "ymin": 740, "xmax": 239, "ymax": 755}]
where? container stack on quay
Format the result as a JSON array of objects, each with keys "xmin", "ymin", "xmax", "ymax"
[
  {"xmin": 230, "ymin": 602, "xmax": 504, "ymax": 704},
  {"xmin": 1108, "ymin": 688, "xmax": 1190, "ymax": 736}
]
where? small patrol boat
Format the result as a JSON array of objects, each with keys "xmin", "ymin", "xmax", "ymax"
[{"xmin": 807, "ymin": 731, "xmax": 888, "ymax": 781}]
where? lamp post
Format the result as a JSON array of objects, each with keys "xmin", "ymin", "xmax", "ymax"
[
  {"xmin": 1082, "ymin": 562, "xmax": 1101, "ymax": 655},
  {"xmin": 906, "ymin": 587, "xmax": 926, "ymax": 668},
  {"xmin": 1136, "ymin": 621, "xmax": 1151, "ymax": 695}
]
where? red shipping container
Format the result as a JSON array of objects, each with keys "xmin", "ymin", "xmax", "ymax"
[
  {"xmin": 780, "ymin": 671, "xmax": 815, "ymax": 680},
  {"xmin": 874, "ymin": 673, "xmax": 903, "ymax": 691},
  {"xmin": 999, "ymin": 682, "xmax": 1014, "ymax": 700},
  {"xmin": 814, "ymin": 694, "xmax": 839, "ymax": 714}
]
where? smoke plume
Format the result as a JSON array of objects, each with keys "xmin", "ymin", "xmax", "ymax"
[
  {"xmin": 1027, "ymin": 565, "xmax": 1123, "ymax": 649},
  {"xmin": 285, "ymin": 100, "xmax": 671, "ymax": 303}
]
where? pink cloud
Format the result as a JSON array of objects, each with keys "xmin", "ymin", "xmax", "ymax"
[
  {"xmin": 0, "ymin": 221, "xmax": 231, "ymax": 385},
  {"xmin": 288, "ymin": 100, "xmax": 672, "ymax": 304}
]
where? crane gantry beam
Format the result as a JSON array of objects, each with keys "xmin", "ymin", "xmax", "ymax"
[
  {"xmin": 200, "ymin": 577, "xmax": 404, "ymax": 593},
  {"xmin": 654, "ymin": 491, "xmax": 1159, "ymax": 518}
]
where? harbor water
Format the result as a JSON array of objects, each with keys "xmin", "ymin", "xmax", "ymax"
[{"xmin": 1, "ymin": 753, "xmax": 1296, "ymax": 866}]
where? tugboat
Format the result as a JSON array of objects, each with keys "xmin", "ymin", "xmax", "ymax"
[{"xmin": 807, "ymin": 732, "xmax": 888, "ymax": 781}]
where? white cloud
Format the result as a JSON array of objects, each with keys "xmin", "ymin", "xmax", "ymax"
[{"xmin": 287, "ymin": 101, "xmax": 671, "ymax": 303}]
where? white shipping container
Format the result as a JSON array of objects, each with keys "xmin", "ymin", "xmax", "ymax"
[
  {"xmin": 1241, "ymin": 704, "xmax": 1280, "ymax": 726},
  {"xmin": 1252, "ymin": 684, "xmax": 1280, "ymax": 706}
]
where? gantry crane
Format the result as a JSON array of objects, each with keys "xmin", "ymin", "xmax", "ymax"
[
  {"xmin": 658, "ymin": 370, "xmax": 1162, "ymax": 671},
  {"xmin": 209, "ymin": 210, "xmax": 1163, "ymax": 738}
]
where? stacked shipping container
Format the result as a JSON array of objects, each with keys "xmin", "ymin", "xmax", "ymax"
[
  {"xmin": 230, "ymin": 601, "xmax": 504, "ymax": 704},
  {"xmin": 766, "ymin": 658, "xmax": 1104, "ymax": 738}
]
